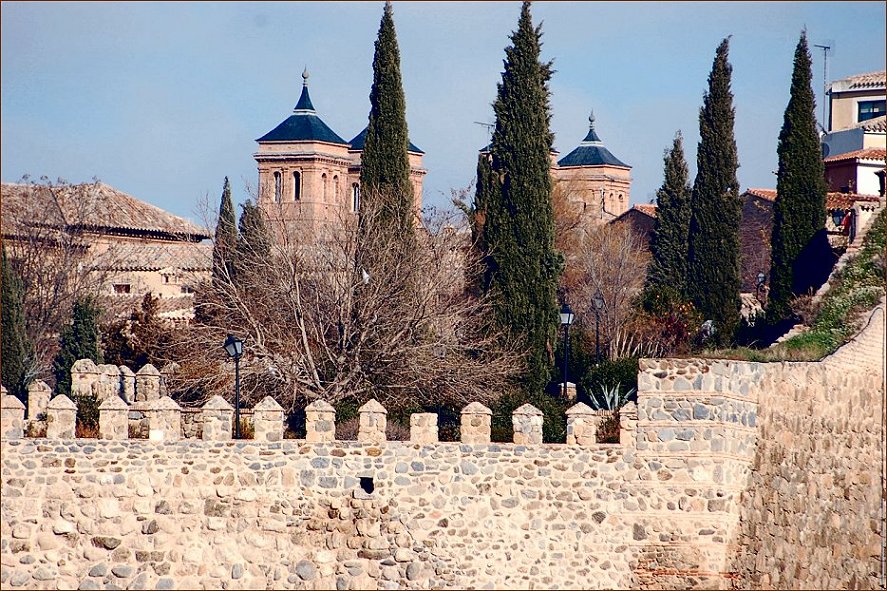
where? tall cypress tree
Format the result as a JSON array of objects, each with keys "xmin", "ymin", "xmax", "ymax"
[
  {"xmin": 647, "ymin": 131, "xmax": 692, "ymax": 298},
  {"xmin": 234, "ymin": 200, "xmax": 272, "ymax": 277},
  {"xmin": 768, "ymin": 31, "xmax": 828, "ymax": 320},
  {"xmin": 360, "ymin": 0, "xmax": 414, "ymax": 237},
  {"xmin": 213, "ymin": 177, "xmax": 237, "ymax": 282},
  {"xmin": 481, "ymin": 2, "xmax": 561, "ymax": 394},
  {"xmin": 687, "ymin": 37, "xmax": 742, "ymax": 342},
  {"xmin": 52, "ymin": 297, "xmax": 103, "ymax": 397},
  {"xmin": 1, "ymin": 245, "xmax": 34, "ymax": 401}
]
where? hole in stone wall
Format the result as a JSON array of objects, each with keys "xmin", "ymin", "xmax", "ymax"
[{"xmin": 359, "ymin": 477, "xmax": 374, "ymax": 495}]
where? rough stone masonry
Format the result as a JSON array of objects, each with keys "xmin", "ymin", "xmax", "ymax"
[{"xmin": 0, "ymin": 304, "xmax": 883, "ymax": 590}]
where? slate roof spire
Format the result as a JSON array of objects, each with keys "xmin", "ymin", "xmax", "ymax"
[
  {"xmin": 557, "ymin": 109, "xmax": 630, "ymax": 168},
  {"xmin": 294, "ymin": 67, "xmax": 315, "ymax": 113}
]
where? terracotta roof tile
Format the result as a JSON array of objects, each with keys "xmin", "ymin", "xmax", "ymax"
[
  {"xmin": 95, "ymin": 242, "xmax": 212, "ymax": 272},
  {"xmin": 823, "ymin": 147, "xmax": 887, "ymax": 163},
  {"xmin": 826, "ymin": 192, "xmax": 882, "ymax": 210},
  {"xmin": 632, "ymin": 204, "xmax": 658, "ymax": 218},
  {"xmin": 850, "ymin": 115, "xmax": 886, "ymax": 132},
  {"xmin": 837, "ymin": 70, "xmax": 886, "ymax": 90},
  {"xmin": 744, "ymin": 188, "xmax": 777, "ymax": 202},
  {"xmin": 1, "ymin": 182, "xmax": 209, "ymax": 241}
]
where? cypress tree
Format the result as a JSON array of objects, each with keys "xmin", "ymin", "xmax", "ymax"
[
  {"xmin": 482, "ymin": 2, "xmax": 561, "ymax": 394},
  {"xmin": 360, "ymin": 0, "xmax": 414, "ymax": 237},
  {"xmin": 768, "ymin": 31, "xmax": 828, "ymax": 320},
  {"xmin": 52, "ymin": 297, "xmax": 103, "ymax": 397},
  {"xmin": 647, "ymin": 131, "xmax": 692, "ymax": 298},
  {"xmin": 234, "ymin": 199, "xmax": 272, "ymax": 277},
  {"xmin": 213, "ymin": 177, "xmax": 237, "ymax": 282},
  {"xmin": 1, "ymin": 245, "xmax": 34, "ymax": 401},
  {"xmin": 686, "ymin": 37, "xmax": 742, "ymax": 343}
]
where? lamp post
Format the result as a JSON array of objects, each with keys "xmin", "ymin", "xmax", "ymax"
[
  {"xmin": 756, "ymin": 272, "xmax": 767, "ymax": 304},
  {"xmin": 223, "ymin": 334, "xmax": 244, "ymax": 439},
  {"xmin": 559, "ymin": 303, "xmax": 575, "ymax": 398},
  {"xmin": 592, "ymin": 289, "xmax": 604, "ymax": 362},
  {"xmin": 831, "ymin": 209, "xmax": 845, "ymax": 229}
]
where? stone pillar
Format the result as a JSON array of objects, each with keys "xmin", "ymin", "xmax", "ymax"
[
  {"xmin": 70, "ymin": 358, "xmax": 99, "ymax": 398},
  {"xmin": 562, "ymin": 382, "xmax": 577, "ymax": 402},
  {"xmin": 146, "ymin": 396, "xmax": 182, "ymax": 442},
  {"xmin": 252, "ymin": 396, "xmax": 284, "ymax": 442},
  {"xmin": 135, "ymin": 364, "xmax": 161, "ymax": 402},
  {"xmin": 512, "ymin": 403, "xmax": 543, "ymax": 444},
  {"xmin": 201, "ymin": 395, "xmax": 234, "ymax": 441},
  {"xmin": 119, "ymin": 367, "xmax": 136, "ymax": 403},
  {"xmin": 99, "ymin": 396, "xmax": 129, "ymax": 440},
  {"xmin": 358, "ymin": 399, "xmax": 387, "ymax": 443},
  {"xmin": 94, "ymin": 364, "xmax": 122, "ymax": 402},
  {"xmin": 1, "ymin": 394, "xmax": 26, "ymax": 440},
  {"xmin": 27, "ymin": 380, "xmax": 52, "ymax": 421},
  {"xmin": 305, "ymin": 399, "xmax": 336, "ymax": 442},
  {"xmin": 46, "ymin": 395, "xmax": 78, "ymax": 439},
  {"xmin": 410, "ymin": 413, "xmax": 438, "ymax": 444},
  {"xmin": 619, "ymin": 401, "xmax": 638, "ymax": 447},
  {"xmin": 460, "ymin": 402, "xmax": 492, "ymax": 444},
  {"xmin": 566, "ymin": 402, "xmax": 599, "ymax": 446}
]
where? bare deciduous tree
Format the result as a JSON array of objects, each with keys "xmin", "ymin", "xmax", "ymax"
[{"xmin": 168, "ymin": 197, "xmax": 523, "ymax": 411}]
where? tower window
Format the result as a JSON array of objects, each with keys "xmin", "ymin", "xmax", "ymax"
[
  {"xmin": 352, "ymin": 183, "xmax": 360, "ymax": 212},
  {"xmin": 333, "ymin": 175, "xmax": 340, "ymax": 201},
  {"xmin": 293, "ymin": 171, "xmax": 301, "ymax": 201},
  {"xmin": 322, "ymin": 173, "xmax": 328, "ymax": 202},
  {"xmin": 274, "ymin": 171, "xmax": 282, "ymax": 203}
]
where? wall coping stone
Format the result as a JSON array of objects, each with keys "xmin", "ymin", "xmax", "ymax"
[
  {"xmin": 359, "ymin": 399, "xmax": 387, "ymax": 414},
  {"xmin": 98, "ymin": 396, "xmax": 128, "ymax": 410},
  {"xmin": 513, "ymin": 403, "xmax": 543, "ymax": 416},
  {"xmin": 71, "ymin": 358, "xmax": 98, "ymax": 373},
  {"xmin": 136, "ymin": 363, "xmax": 160, "ymax": 376},
  {"xmin": 46, "ymin": 394, "xmax": 77, "ymax": 411},
  {"xmin": 305, "ymin": 399, "xmax": 334, "ymax": 412},
  {"xmin": 1, "ymin": 394, "xmax": 25, "ymax": 410},
  {"xmin": 565, "ymin": 402, "xmax": 594, "ymax": 415},
  {"xmin": 148, "ymin": 396, "xmax": 181, "ymax": 411},
  {"xmin": 253, "ymin": 396, "xmax": 284, "ymax": 412},
  {"xmin": 462, "ymin": 402, "xmax": 492, "ymax": 415},
  {"xmin": 203, "ymin": 395, "xmax": 234, "ymax": 411},
  {"xmin": 27, "ymin": 380, "xmax": 51, "ymax": 394}
]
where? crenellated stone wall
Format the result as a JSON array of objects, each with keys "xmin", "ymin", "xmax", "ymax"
[{"xmin": 0, "ymin": 304, "xmax": 883, "ymax": 590}]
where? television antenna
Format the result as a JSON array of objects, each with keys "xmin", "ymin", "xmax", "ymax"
[
  {"xmin": 813, "ymin": 40, "xmax": 835, "ymax": 132},
  {"xmin": 474, "ymin": 121, "xmax": 494, "ymax": 142}
]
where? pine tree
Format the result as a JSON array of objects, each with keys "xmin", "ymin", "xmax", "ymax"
[
  {"xmin": 481, "ymin": 2, "xmax": 561, "ymax": 394},
  {"xmin": 768, "ymin": 31, "xmax": 828, "ymax": 320},
  {"xmin": 1, "ymin": 245, "xmax": 34, "ymax": 401},
  {"xmin": 213, "ymin": 177, "xmax": 237, "ymax": 283},
  {"xmin": 647, "ymin": 131, "xmax": 692, "ymax": 299},
  {"xmin": 360, "ymin": 0, "xmax": 414, "ymax": 237},
  {"xmin": 686, "ymin": 38, "xmax": 742, "ymax": 343},
  {"xmin": 52, "ymin": 297, "xmax": 103, "ymax": 397}
]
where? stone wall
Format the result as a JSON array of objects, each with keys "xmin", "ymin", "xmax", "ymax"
[{"xmin": 1, "ymin": 304, "xmax": 883, "ymax": 590}]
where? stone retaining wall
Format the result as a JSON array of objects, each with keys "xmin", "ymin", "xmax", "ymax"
[{"xmin": 1, "ymin": 304, "xmax": 883, "ymax": 589}]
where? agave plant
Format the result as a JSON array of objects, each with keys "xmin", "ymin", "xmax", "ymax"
[{"xmin": 590, "ymin": 382, "xmax": 636, "ymax": 411}]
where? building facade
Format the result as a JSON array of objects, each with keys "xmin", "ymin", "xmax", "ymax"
[{"xmin": 254, "ymin": 71, "xmax": 426, "ymax": 242}]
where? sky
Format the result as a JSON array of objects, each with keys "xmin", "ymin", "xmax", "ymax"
[{"xmin": 2, "ymin": 2, "xmax": 885, "ymax": 226}]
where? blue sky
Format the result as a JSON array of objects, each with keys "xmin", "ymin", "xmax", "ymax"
[{"xmin": 2, "ymin": 2, "xmax": 885, "ymax": 225}]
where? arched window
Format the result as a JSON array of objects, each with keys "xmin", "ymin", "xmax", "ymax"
[
  {"xmin": 292, "ymin": 171, "xmax": 301, "ymax": 201},
  {"xmin": 322, "ymin": 173, "xmax": 328, "ymax": 202},
  {"xmin": 352, "ymin": 183, "xmax": 360, "ymax": 212},
  {"xmin": 333, "ymin": 175, "xmax": 339, "ymax": 201},
  {"xmin": 273, "ymin": 171, "xmax": 282, "ymax": 203}
]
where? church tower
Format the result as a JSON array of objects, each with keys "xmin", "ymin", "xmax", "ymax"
[
  {"xmin": 254, "ymin": 70, "xmax": 355, "ymax": 241},
  {"xmin": 553, "ymin": 111, "xmax": 632, "ymax": 227}
]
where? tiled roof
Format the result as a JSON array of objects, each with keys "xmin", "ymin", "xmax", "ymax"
[
  {"xmin": 826, "ymin": 192, "xmax": 882, "ymax": 210},
  {"xmin": 256, "ymin": 80, "xmax": 348, "ymax": 145},
  {"xmin": 348, "ymin": 127, "xmax": 424, "ymax": 155},
  {"xmin": 557, "ymin": 113, "xmax": 629, "ymax": 168},
  {"xmin": 94, "ymin": 242, "xmax": 212, "ymax": 272},
  {"xmin": 835, "ymin": 70, "xmax": 886, "ymax": 90},
  {"xmin": 850, "ymin": 115, "xmax": 886, "ymax": 132},
  {"xmin": 100, "ymin": 294, "xmax": 197, "ymax": 320},
  {"xmin": 1, "ymin": 182, "xmax": 209, "ymax": 241},
  {"xmin": 632, "ymin": 204, "xmax": 658, "ymax": 218},
  {"xmin": 823, "ymin": 147, "xmax": 887, "ymax": 163},
  {"xmin": 744, "ymin": 188, "xmax": 777, "ymax": 202}
]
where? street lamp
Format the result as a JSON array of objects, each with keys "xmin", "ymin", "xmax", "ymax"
[
  {"xmin": 559, "ymin": 302, "xmax": 575, "ymax": 398},
  {"xmin": 223, "ymin": 334, "xmax": 244, "ymax": 439},
  {"xmin": 592, "ymin": 289, "xmax": 605, "ymax": 362},
  {"xmin": 831, "ymin": 209, "xmax": 845, "ymax": 229}
]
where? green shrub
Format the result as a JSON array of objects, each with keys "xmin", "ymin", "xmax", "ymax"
[
  {"xmin": 74, "ymin": 393, "xmax": 100, "ymax": 432},
  {"xmin": 580, "ymin": 358, "xmax": 639, "ymax": 401}
]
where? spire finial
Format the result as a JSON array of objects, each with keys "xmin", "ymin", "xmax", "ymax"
[
  {"xmin": 588, "ymin": 110, "xmax": 596, "ymax": 130},
  {"xmin": 302, "ymin": 67, "xmax": 309, "ymax": 86}
]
